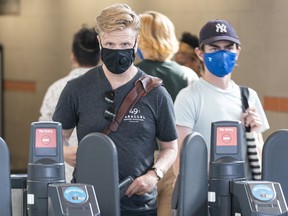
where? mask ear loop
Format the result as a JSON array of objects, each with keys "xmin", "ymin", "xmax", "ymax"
[
  {"xmin": 133, "ymin": 38, "xmax": 137, "ymax": 49},
  {"xmin": 97, "ymin": 35, "xmax": 104, "ymax": 51},
  {"xmin": 133, "ymin": 36, "xmax": 139, "ymax": 57}
]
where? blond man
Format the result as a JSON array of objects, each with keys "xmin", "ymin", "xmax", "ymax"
[{"xmin": 53, "ymin": 4, "xmax": 178, "ymax": 216}]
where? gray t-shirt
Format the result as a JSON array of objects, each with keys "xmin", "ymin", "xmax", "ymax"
[{"xmin": 53, "ymin": 66, "xmax": 177, "ymax": 213}]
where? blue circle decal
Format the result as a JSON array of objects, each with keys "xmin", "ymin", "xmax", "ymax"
[
  {"xmin": 251, "ymin": 184, "xmax": 275, "ymax": 202},
  {"xmin": 63, "ymin": 186, "xmax": 87, "ymax": 204}
]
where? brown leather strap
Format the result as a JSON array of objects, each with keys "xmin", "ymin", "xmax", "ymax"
[{"xmin": 102, "ymin": 75, "xmax": 163, "ymax": 135}]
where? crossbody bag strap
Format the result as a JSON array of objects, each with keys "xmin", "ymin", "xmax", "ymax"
[{"xmin": 102, "ymin": 75, "xmax": 163, "ymax": 135}]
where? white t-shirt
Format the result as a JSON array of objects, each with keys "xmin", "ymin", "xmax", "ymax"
[{"xmin": 174, "ymin": 78, "xmax": 269, "ymax": 162}]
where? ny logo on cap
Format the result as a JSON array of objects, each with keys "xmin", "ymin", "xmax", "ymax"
[{"xmin": 215, "ymin": 23, "xmax": 227, "ymax": 33}]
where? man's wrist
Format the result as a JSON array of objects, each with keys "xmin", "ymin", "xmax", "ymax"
[{"xmin": 149, "ymin": 167, "xmax": 164, "ymax": 180}]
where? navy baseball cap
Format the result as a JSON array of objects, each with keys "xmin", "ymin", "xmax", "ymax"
[{"xmin": 199, "ymin": 19, "xmax": 241, "ymax": 46}]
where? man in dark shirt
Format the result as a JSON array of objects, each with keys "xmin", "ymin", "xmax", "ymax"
[{"xmin": 53, "ymin": 4, "xmax": 178, "ymax": 216}]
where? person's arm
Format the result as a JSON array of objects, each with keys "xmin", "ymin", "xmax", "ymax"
[
  {"xmin": 153, "ymin": 139, "xmax": 178, "ymax": 175},
  {"xmin": 62, "ymin": 128, "xmax": 78, "ymax": 167},
  {"xmin": 126, "ymin": 139, "xmax": 178, "ymax": 197},
  {"xmin": 173, "ymin": 125, "xmax": 192, "ymax": 176}
]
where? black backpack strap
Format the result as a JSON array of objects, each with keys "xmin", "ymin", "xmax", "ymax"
[
  {"xmin": 240, "ymin": 86, "xmax": 251, "ymax": 132},
  {"xmin": 240, "ymin": 86, "xmax": 249, "ymax": 112}
]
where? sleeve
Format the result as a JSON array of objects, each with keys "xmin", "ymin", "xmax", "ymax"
[
  {"xmin": 155, "ymin": 86, "xmax": 178, "ymax": 142},
  {"xmin": 174, "ymin": 87, "xmax": 197, "ymax": 129},
  {"xmin": 248, "ymin": 88, "xmax": 270, "ymax": 133},
  {"xmin": 52, "ymin": 82, "xmax": 77, "ymax": 130}
]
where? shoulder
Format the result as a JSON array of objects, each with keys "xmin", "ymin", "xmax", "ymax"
[
  {"xmin": 44, "ymin": 74, "xmax": 72, "ymax": 96},
  {"xmin": 67, "ymin": 66, "xmax": 101, "ymax": 86},
  {"xmin": 148, "ymin": 80, "xmax": 170, "ymax": 96},
  {"xmin": 135, "ymin": 60, "xmax": 157, "ymax": 74},
  {"xmin": 247, "ymin": 87, "xmax": 258, "ymax": 97},
  {"xmin": 175, "ymin": 81, "xmax": 197, "ymax": 101},
  {"xmin": 246, "ymin": 87, "xmax": 262, "ymax": 105},
  {"xmin": 179, "ymin": 79, "xmax": 202, "ymax": 94},
  {"xmin": 175, "ymin": 79, "xmax": 206, "ymax": 105},
  {"xmin": 164, "ymin": 61, "xmax": 196, "ymax": 76},
  {"xmin": 136, "ymin": 59, "xmax": 157, "ymax": 67},
  {"xmin": 145, "ymin": 80, "xmax": 173, "ymax": 104},
  {"xmin": 177, "ymin": 64, "xmax": 199, "ymax": 82},
  {"xmin": 49, "ymin": 73, "xmax": 71, "ymax": 87},
  {"xmin": 238, "ymin": 84, "xmax": 259, "ymax": 99}
]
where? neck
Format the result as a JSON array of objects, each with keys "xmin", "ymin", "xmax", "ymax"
[
  {"xmin": 103, "ymin": 64, "xmax": 138, "ymax": 89},
  {"xmin": 202, "ymin": 71, "xmax": 231, "ymax": 90}
]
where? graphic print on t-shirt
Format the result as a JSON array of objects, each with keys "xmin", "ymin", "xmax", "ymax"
[{"xmin": 123, "ymin": 107, "xmax": 146, "ymax": 123}]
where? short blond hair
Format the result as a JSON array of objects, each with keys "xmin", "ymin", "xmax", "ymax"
[
  {"xmin": 95, "ymin": 4, "xmax": 141, "ymax": 36},
  {"xmin": 138, "ymin": 11, "xmax": 179, "ymax": 61}
]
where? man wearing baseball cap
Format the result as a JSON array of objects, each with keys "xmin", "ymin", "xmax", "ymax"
[{"xmin": 173, "ymin": 19, "xmax": 269, "ymax": 179}]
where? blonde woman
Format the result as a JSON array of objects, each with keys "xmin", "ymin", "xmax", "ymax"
[{"xmin": 136, "ymin": 11, "xmax": 198, "ymax": 216}]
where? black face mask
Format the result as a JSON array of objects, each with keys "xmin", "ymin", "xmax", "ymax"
[{"xmin": 101, "ymin": 46, "xmax": 136, "ymax": 74}]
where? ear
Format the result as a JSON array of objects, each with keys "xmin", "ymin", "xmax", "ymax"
[
  {"xmin": 236, "ymin": 46, "xmax": 241, "ymax": 60},
  {"xmin": 195, "ymin": 47, "xmax": 204, "ymax": 62}
]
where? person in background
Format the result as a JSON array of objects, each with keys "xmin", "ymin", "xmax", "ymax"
[
  {"xmin": 39, "ymin": 26, "xmax": 100, "ymax": 182},
  {"xmin": 52, "ymin": 4, "xmax": 178, "ymax": 216},
  {"xmin": 173, "ymin": 19, "xmax": 269, "ymax": 179},
  {"xmin": 136, "ymin": 11, "xmax": 198, "ymax": 102},
  {"xmin": 136, "ymin": 11, "xmax": 198, "ymax": 216},
  {"xmin": 174, "ymin": 32, "xmax": 202, "ymax": 77}
]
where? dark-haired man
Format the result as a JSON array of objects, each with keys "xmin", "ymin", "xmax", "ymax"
[{"xmin": 174, "ymin": 19, "xmax": 269, "ymax": 180}]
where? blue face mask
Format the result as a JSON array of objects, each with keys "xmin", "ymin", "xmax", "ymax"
[{"xmin": 204, "ymin": 50, "xmax": 237, "ymax": 77}]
